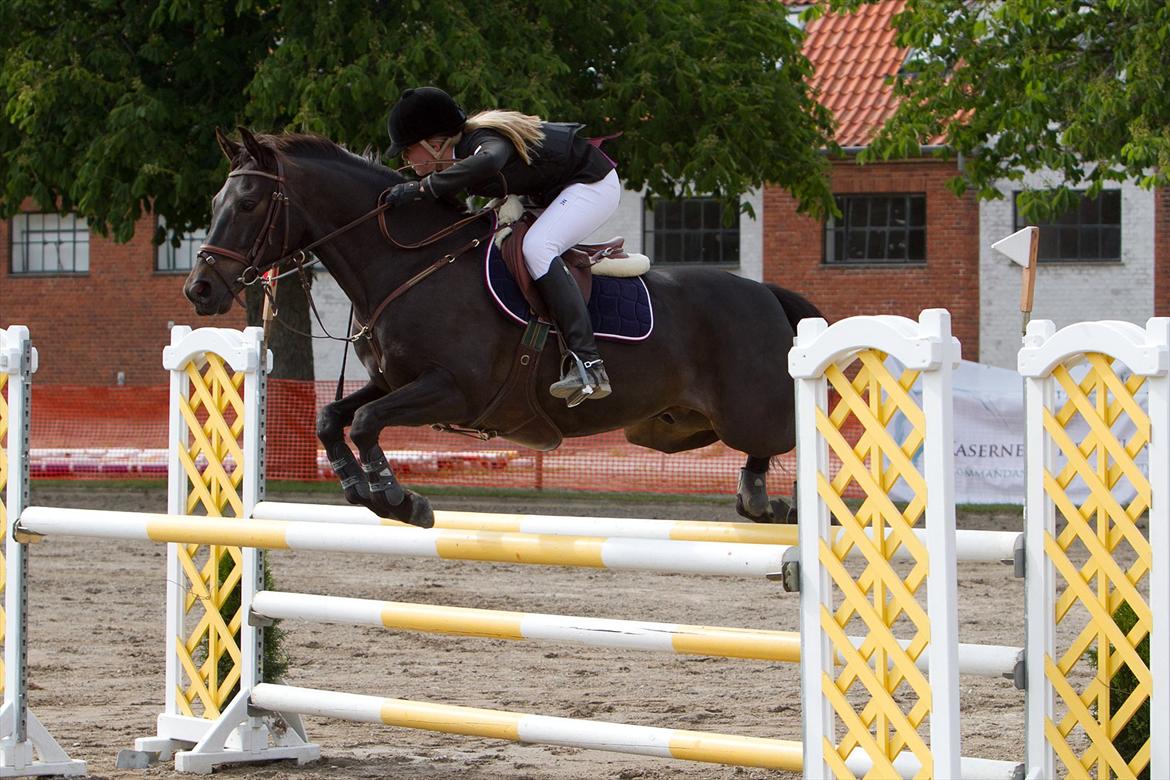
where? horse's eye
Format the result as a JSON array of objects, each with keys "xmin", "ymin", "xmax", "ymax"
[{"xmin": 238, "ymin": 199, "xmax": 257, "ymax": 212}]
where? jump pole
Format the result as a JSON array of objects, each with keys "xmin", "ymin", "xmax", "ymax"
[
  {"xmin": 253, "ymin": 501, "xmax": 1023, "ymax": 564},
  {"xmin": 16, "ymin": 506, "xmax": 796, "ymax": 578},
  {"xmin": 249, "ymin": 591, "xmax": 1022, "ymax": 678},
  {"xmin": 253, "ymin": 683, "xmax": 804, "ymax": 771}
]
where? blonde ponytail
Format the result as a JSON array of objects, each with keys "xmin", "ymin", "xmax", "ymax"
[{"xmin": 464, "ymin": 109, "xmax": 545, "ymax": 164}]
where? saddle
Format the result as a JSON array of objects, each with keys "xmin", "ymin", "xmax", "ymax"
[{"xmin": 499, "ymin": 209, "xmax": 647, "ymax": 321}]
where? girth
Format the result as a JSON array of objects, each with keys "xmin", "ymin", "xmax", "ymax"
[{"xmin": 434, "ymin": 319, "xmax": 563, "ymax": 450}]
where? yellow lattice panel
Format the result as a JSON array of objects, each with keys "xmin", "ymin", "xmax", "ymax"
[
  {"xmin": 815, "ymin": 350, "xmax": 934, "ymax": 778},
  {"xmin": 174, "ymin": 355, "xmax": 248, "ymax": 720},
  {"xmin": 1042, "ymin": 354, "xmax": 1152, "ymax": 780}
]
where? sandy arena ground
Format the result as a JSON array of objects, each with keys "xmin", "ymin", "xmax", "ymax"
[{"xmin": 18, "ymin": 483, "xmax": 1028, "ymax": 779}]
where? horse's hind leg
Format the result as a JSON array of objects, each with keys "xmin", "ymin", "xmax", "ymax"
[
  {"xmin": 317, "ymin": 381, "xmax": 387, "ymax": 507},
  {"xmin": 735, "ymin": 456, "xmax": 797, "ymax": 524}
]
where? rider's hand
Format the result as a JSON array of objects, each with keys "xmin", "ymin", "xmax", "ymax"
[{"xmin": 386, "ymin": 179, "xmax": 429, "ymax": 206}]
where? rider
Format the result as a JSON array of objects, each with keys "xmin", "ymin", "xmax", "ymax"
[{"xmin": 383, "ymin": 86, "xmax": 618, "ymax": 406}]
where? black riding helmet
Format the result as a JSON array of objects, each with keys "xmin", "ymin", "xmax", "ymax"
[{"xmin": 386, "ymin": 87, "xmax": 467, "ymax": 156}]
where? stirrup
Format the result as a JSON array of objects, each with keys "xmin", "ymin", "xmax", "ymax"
[
  {"xmin": 545, "ymin": 353, "xmax": 603, "ymax": 397},
  {"xmin": 553, "ymin": 355, "xmax": 611, "ymax": 407},
  {"xmin": 550, "ymin": 352, "xmax": 598, "ymax": 397}
]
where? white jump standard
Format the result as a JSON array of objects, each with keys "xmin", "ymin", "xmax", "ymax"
[{"xmin": 0, "ymin": 326, "xmax": 86, "ymax": 777}]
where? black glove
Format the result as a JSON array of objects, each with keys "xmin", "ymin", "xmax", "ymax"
[{"xmin": 385, "ymin": 179, "xmax": 429, "ymax": 206}]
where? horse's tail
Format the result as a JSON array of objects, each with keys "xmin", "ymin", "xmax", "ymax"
[{"xmin": 765, "ymin": 284, "xmax": 826, "ymax": 333}]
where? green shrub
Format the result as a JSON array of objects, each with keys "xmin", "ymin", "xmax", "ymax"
[
  {"xmin": 214, "ymin": 551, "xmax": 289, "ymax": 705},
  {"xmin": 1090, "ymin": 600, "xmax": 1150, "ymax": 780}
]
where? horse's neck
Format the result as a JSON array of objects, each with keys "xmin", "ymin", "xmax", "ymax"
[
  {"xmin": 296, "ymin": 163, "xmax": 477, "ymax": 320},
  {"xmin": 294, "ymin": 162, "xmax": 402, "ymax": 317}
]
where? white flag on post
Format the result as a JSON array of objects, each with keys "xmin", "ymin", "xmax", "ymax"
[{"xmin": 992, "ymin": 226, "xmax": 1037, "ymax": 268}]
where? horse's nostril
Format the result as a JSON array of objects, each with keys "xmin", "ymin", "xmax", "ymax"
[{"xmin": 186, "ymin": 280, "xmax": 211, "ymax": 301}]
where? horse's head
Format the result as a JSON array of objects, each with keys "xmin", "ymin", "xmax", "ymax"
[{"xmin": 184, "ymin": 127, "xmax": 301, "ymax": 315}]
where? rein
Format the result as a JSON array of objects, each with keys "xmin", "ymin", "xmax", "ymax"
[{"xmin": 196, "ymin": 153, "xmax": 499, "ymax": 344}]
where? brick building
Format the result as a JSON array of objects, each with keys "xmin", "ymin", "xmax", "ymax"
[
  {"xmin": 4, "ymin": 0, "xmax": 1170, "ymax": 383},
  {"xmin": 0, "ymin": 209, "xmax": 242, "ymax": 385},
  {"xmin": 769, "ymin": 0, "xmax": 1170, "ymax": 367}
]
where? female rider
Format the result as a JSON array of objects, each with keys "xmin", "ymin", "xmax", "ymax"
[{"xmin": 383, "ymin": 86, "xmax": 619, "ymax": 406}]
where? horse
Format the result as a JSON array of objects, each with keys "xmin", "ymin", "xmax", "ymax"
[{"xmin": 183, "ymin": 128, "xmax": 823, "ymax": 528}]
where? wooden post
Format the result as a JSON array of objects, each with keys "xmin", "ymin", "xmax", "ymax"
[
  {"xmin": 1018, "ymin": 230, "xmax": 1039, "ymax": 335},
  {"xmin": 261, "ymin": 269, "xmax": 278, "ymax": 347},
  {"xmin": 991, "ymin": 226, "xmax": 1040, "ymax": 337}
]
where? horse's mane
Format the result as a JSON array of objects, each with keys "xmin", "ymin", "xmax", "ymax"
[
  {"xmin": 253, "ymin": 132, "xmax": 406, "ymax": 185},
  {"xmin": 252, "ymin": 132, "xmax": 471, "ymax": 213}
]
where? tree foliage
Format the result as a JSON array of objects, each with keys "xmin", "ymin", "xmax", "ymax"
[
  {"xmin": 830, "ymin": 0, "xmax": 1170, "ymax": 219},
  {"xmin": 0, "ymin": 0, "xmax": 837, "ymax": 242}
]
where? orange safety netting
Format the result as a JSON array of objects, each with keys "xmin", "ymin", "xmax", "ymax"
[{"xmin": 27, "ymin": 381, "xmax": 804, "ymax": 498}]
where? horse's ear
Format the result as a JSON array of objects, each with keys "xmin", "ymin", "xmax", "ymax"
[
  {"xmin": 238, "ymin": 126, "xmax": 273, "ymax": 169},
  {"xmin": 216, "ymin": 127, "xmax": 241, "ymax": 167}
]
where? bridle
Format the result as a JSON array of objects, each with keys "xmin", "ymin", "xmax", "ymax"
[
  {"xmin": 196, "ymin": 156, "xmax": 293, "ymax": 306},
  {"xmin": 194, "ymin": 151, "xmax": 499, "ymax": 343}
]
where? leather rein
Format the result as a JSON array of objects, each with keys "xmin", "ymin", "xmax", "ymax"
[{"xmin": 196, "ymin": 155, "xmax": 495, "ymax": 343}]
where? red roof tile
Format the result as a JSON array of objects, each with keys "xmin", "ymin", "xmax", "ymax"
[{"xmin": 803, "ymin": 0, "xmax": 907, "ymax": 147}]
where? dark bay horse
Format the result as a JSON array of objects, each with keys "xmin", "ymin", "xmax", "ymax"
[{"xmin": 184, "ymin": 128, "xmax": 822, "ymax": 527}]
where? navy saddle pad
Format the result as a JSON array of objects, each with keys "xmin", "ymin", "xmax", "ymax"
[{"xmin": 483, "ymin": 243, "xmax": 653, "ymax": 342}]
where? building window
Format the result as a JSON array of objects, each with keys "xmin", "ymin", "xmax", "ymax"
[
  {"xmin": 9, "ymin": 213, "xmax": 89, "ymax": 274},
  {"xmin": 825, "ymin": 194, "xmax": 926, "ymax": 265},
  {"xmin": 644, "ymin": 197, "xmax": 739, "ymax": 265},
  {"xmin": 156, "ymin": 219, "xmax": 207, "ymax": 273},
  {"xmin": 1013, "ymin": 190, "xmax": 1121, "ymax": 262}
]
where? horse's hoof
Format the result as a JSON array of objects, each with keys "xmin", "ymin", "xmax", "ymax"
[
  {"xmin": 769, "ymin": 498, "xmax": 797, "ymax": 525},
  {"xmin": 736, "ymin": 494, "xmax": 770, "ymax": 523},
  {"xmin": 735, "ymin": 495, "xmax": 797, "ymax": 524},
  {"xmin": 402, "ymin": 490, "xmax": 435, "ymax": 529},
  {"xmin": 371, "ymin": 490, "xmax": 435, "ymax": 528}
]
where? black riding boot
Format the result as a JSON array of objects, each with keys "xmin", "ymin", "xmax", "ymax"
[{"xmin": 533, "ymin": 257, "xmax": 612, "ymax": 407}]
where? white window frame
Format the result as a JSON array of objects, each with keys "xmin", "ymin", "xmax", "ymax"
[
  {"xmin": 9, "ymin": 213, "xmax": 90, "ymax": 274},
  {"xmin": 156, "ymin": 217, "xmax": 208, "ymax": 273}
]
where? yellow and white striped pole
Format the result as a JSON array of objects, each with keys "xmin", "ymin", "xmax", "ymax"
[
  {"xmin": 16, "ymin": 507, "xmax": 792, "ymax": 578},
  {"xmin": 250, "ymin": 683, "xmax": 804, "ymax": 771},
  {"xmin": 254, "ymin": 501, "xmax": 800, "ymax": 545},
  {"xmin": 251, "ymin": 591, "xmax": 801, "ymax": 661},
  {"xmin": 251, "ymin": 591, "xmax": 1022, "ymax": 677},
  {"xmin": 253, "ymin": 501, "xmax": 1022, "ymax": 564}
]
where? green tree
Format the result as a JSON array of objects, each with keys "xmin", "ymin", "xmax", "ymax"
[
  {"xmin": 1, "ymin": 1, "xmax": 836, "ymax": 377},
  {"xmin": 835, "ymin": 0, "xmax": 1170, "ymax": 219}
]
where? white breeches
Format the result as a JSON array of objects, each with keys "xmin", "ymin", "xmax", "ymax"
[{"xmin": 522, "ymin": 169, "xmax": 621, "ymax": 279}]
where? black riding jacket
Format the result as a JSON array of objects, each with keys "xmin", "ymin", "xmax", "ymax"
[{"xmin": 424, "ymin": 123, "xmax": 614, "ymax": 207}]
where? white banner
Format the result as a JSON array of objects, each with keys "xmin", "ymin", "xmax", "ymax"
[{"xmin": 887, "ymin": 360, "xmax": 1146, "ymax": 505}]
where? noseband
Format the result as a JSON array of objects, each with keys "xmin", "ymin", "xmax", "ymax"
[{"xmin": 197, "ymin": 157, "xmax": 291, "ymax": 288}]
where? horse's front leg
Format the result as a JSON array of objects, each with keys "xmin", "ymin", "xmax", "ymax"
[
  {"xmin": 348, "ymin": 368, "xmax": 470, "ymax": 527},
  {"xmin": 316, "ymin": 381, "xmax": 388, "ymax": 507}
]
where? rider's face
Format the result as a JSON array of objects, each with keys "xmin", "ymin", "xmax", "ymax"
[{"xmin": 404, "ymin": 137, "xmax": 453, "ymax": 177}]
